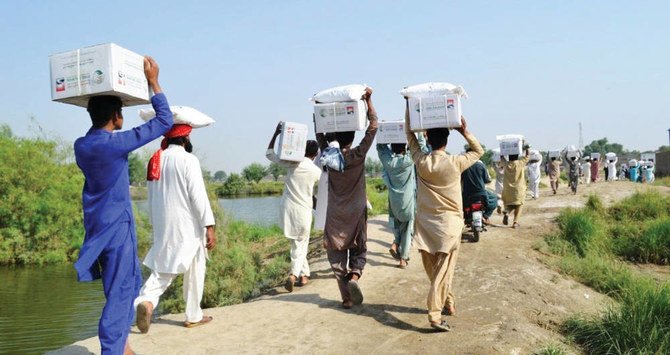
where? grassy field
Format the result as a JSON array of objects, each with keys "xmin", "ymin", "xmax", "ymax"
[{"xmin": 537, "ymin": 191, "xmax": 670, "ymax": 354}]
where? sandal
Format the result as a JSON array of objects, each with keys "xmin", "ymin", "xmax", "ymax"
[
  {"xmin": 284, "ymin": 275, "xmax": 296, "ymax": 292},
  {"xmin": 389, "ymin": 248, "xmax": 400, "ymax": 260},
  {"xmin": 136, "ymin": 301, "xmax": 153, "ymax": 334},
  {"xmin": 502, "ymin": 213, "xmax": 509, "ymax": 226},
  {"xmin": 184, "ymin": 315, "xmax": 213, "ymax": 328},
  {"xmin": 342, "ymin": 300, "xmax": 353, "ymax": 309},
  {"xmin": 430, "ymin": 320, "xmax": 451, "ymax": 332},
  {"xmin": 398, "ymin": 259, "xmax": 408, "ymax": 269}
]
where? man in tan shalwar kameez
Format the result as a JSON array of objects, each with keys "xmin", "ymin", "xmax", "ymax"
[
  {"xmin": 405, "ymin": 103, "xmax": 483, "ymax": 332},
  {"xmin": 548, "ymin": 156, "xmax": 562, "ymax": 194},
  {"xmin": 502, "ymin": 149, "xmax": 530, "ymax": 228},
  {"xmin": 323, "ymin": 87, "xmax": 378, "ymax": 309}
]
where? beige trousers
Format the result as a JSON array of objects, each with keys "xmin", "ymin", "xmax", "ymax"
[{"xmin": 421, "ymin": 247, "xmax": 459, "ymax": 323}]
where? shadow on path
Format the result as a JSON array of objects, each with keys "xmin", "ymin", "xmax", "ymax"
[{"xmin": 273, "ymin": 293, "xmax": 436, "ymax": 334}]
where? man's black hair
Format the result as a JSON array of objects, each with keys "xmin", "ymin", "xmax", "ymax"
[
  {"xmin": 391, "ymin": 143, "xmax": 406, "ymax": 155},
  {"xmin": 166, "ymin": 136, "xmax": 189, "ymax": 146},
  {"xmin": 335, "ymin": 131, "xmax": 355, "ymax": 148},
  {"xmin": 87, "ymin": 96, "xmax": 122, "ymax": 128},
  {"xmin": 509, "ymin": 154, "xmax": 519, "ymax": 161},
  {"xmin": 305, "ymin": 140, "xmax": 319, "ymax": 157},
  {"xmin": 426, "ymin": 128, "xmax": 449, "ymax": 150}
]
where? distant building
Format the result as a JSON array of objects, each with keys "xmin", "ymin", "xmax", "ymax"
[{"xmin": 657, "ymin": 151, "xmax": 670, "ymax": 177}]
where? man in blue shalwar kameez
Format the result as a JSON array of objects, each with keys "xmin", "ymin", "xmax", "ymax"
[{"xmin": 73, "ymin": 56, "xmax": 173, "ymax": 355}]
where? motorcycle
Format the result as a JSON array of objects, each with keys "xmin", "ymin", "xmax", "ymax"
[{"xmin": 463, "ymin": 200, "xmax": 486, "ymax": 242}]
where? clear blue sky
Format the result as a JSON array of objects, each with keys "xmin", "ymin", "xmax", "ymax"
[{"xmin": 1, "ymin": 1, "xmax": 668, "ymax": 173}]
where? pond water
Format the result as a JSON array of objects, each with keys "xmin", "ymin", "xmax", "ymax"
[
  {"xmin": 0, "ymin": 264, "xmax": 104, "ymax": 354},
  {"xmin": 134, "ymin": 195, "xmax": 281, "ymax": 226},
  {"xmin": 0, "ymin": 195, "xmax": 281, "ymax": 353}
]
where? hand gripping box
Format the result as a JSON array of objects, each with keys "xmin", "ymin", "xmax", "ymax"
[
  {"xmin": 50, "ymin": 43, "xmax": 149, "ymax": 107},
  {"xmin": 277, "ymin": 121, "xmax": 308, "ymax": 162},
  {"xmin": 408, "ymin": 94, "xmax": 461, "ymax": 131},
  {"xmin": 377, "ymin": 120, "xmax": 407, "ymax": 144},
  {"xmin": 313, "ymin": 100, "xmax": 367, "ymax": 133}
]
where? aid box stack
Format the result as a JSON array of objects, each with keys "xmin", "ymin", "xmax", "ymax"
[
  {"xmin": 496, "ymin": 134, "xmax": 524, "ymax": 156},
  {"xmin": 400, "ymin": 82, "xmax": 466, "ymax": 131},
  {"xmin": 50, "ymin": 43, "xmax": 149, "ymax": 107},
  {"xmin": 311, "ymin": 85, "xmax": 367, "ymax": 133},
  {"xmin": 276, "ymin": 121, "xmax": 308, "ymax": 162},
  {"xmin": 377, "ymin": 120, "xmax": 407, "ymax": 144}
]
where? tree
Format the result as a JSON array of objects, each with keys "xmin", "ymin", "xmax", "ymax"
[
  {"xmin": 268, "ymin": 162, "xmax": 287, "ymax": 181},
  {"xmin": 128, "ymin": 153, "xmax": 145, "ymax": 186},
  {"xmin": 201, "ymin": 168, "xmax": 213, "ymax": 183},
  {"xmin": 658, "ymin": 145, "xmax": 670, "ymax": 153},
  {"xmin": 464, "ymin": 144, "xmax": 492, "ymax": 167},
  {"xmin": 0, "ymin": 124, "xmax": 12, "ymax": 138},
  {"xmin": 365, "ymin": 157, "xmax": 383, "ymax": 176},
  {"xmin": 213, "ymin": 170, "xmax": 227, "ymax": 182},
  {"xmin": 242, "ymin": 163, "xmax": 267, "ymax": 183},
  {"xmin": 583, "ymin": 138, "xmax": 624, "ymax": 156},
  {"xmin": 219, "ymin": 173, "xmax": 246, "ymax": 195}
]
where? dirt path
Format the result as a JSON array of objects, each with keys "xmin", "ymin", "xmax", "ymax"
[{"xmin": 50, "ymin": 180, "xmax": 663, "ymax": 354}]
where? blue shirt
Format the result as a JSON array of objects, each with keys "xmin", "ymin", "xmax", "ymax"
[{"xmin": 74, "ymin": 93, "xmax": 173, "ymax": 281}]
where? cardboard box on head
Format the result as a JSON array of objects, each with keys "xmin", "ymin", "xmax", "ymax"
[
  {"xmin": 548, "ymin": 151, "xmax": 561, "ymax": 159},
  {"xmin": 407, "ymin": 94, "xmax": 462, "ymax": 131},
  {"xmin": 50, "ymin": 43, "xmax": 149, "ymax": 107},
  {"xmin": 377, "ymin": 120, "xmax": 407, "ymax": 144},
  {"xmin": 313, "ymin": 100, "xmax": 367, "ymax": 133},
  {"xmin": 497, "ymin": 134, "xmax": 524, "ymax": 156},
  {"xmin": 277, "ymin": 122, "xmax": 308, "ymax": 162},
  {"xmin": 591, "ymin": 153, "xmax": 601, "ymax": 160}
]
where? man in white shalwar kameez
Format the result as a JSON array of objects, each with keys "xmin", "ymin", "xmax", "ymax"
[
  {"xmin": 134, "ymin": 124, "xmax": 216, "ymax": 334},
  {"xmin": 527, "ymin": 153, "xmax": 542, "ymax": 199},
  {"xmin": 266, "ymin": 122, "xmax": 321, "ymax": 292}
]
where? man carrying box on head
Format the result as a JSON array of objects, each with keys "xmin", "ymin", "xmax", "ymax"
[
  {"xmin": 376, "ymin": 134, "xmax": 428, "ymax": 269},
  {"xmin": 134, "ymin": 121, "xmax": 217, "ymax": 334},
  {"xmin": 404, "ymin": 101, "xmax": 484, "ymax": 332},
  {"xmin": 322, "ymin": 87, "xmax": 377, "ymax": 309},
  {"xmin": 501, "ymin": 145, "xmax": 530, "ymax": 229},
  {"xmin": 73, "ymin": 56, "xmax": 173, "ymax": 355},
  {"xmin": 266, "ymin": 122, "xmax": 321, "ymax": 291}
]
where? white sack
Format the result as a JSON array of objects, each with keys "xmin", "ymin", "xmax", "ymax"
[
  {"xmin": 399, "ymin": 82, "xmax": 468, "ymax": 99},
  {"xmin": 605, "ymin": 152, "xmax": 617, "ymax": 160},
  {"xmin": 139, "ymin": 106, "xmax": 215, "ymax": 128},
  {"xmin": 310, "ymin": 84, "xmax": 367, "ymax": 103}
]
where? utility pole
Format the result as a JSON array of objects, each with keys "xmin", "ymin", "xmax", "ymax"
[{"xmin": 579, "ymin": 122, "xmax": 584, "ymax": 151}]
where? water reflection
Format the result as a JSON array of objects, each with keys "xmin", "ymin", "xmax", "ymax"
[{"xmin": 0, "ymin": 265, "xmax": 104, "ymax": 354}]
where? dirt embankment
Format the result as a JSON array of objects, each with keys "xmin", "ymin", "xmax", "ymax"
[{"xmin": 51, "ymin": 179, "xmax": 662, "ymax": 354}]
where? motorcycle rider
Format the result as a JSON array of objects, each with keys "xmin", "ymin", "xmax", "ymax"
[{"xmin": 460, "ymin": 148, "xmax": 498, "ymax": 225}]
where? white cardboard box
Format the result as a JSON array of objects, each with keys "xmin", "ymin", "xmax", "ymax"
[
  {"xmin": 313, "ymin": 100, "xmax": 367, "ymax": 133},
  {"xmin": 496, "ymin": 134, "xmax": 524, "ymax": 156},
  {"xmin": 548, "ymin": 150, "xmax": 561, "ymax": 159},
  {"xmin": 277, "ymin": 121, "xmax": 308, "ymax": 162},
  {"xmin": 50, "ymin": 43, "xmax": 149, "ymax": 107},
  {"xmin": 591, "ymin": 153, "xmax": 601, "ymax": 160},
  {"xmin": 408, "ymin": 94, "xmax": 461, "ymax": 131},
  {"xmin": 377, "ymin": 120, "xmax": 407, "ymax": 144}
]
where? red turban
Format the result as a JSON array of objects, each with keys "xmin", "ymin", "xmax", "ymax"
[{"xmin": 146, "ymin": 124, "xmax": 193, "ymax": 181}]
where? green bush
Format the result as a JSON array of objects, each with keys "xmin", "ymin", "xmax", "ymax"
[
  {"xmin": 366, "ymin": 177, "xmax": 389, "ymax": 216},
  {"xmin": 607, "ymin": 191, "xmax": 670, "ymax": 222},
  {"xmin": 564, "ymin": 280, "xmax": 670, "ymax": 354},
  {"xmin": 555, "ymin": 209, "xmax": 605, "ymax": 257}
]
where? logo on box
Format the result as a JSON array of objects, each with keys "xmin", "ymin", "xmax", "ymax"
[
  {"xmin": 93, "ymin": 70, "xmax": 105, "ymax": 84},
  {"xmin": 346, "ymin": 106, "xmax": 354, "ymax": 115},
  {"xmin": 117, "ymin": 70, "xmax": 125, "ymax": 85},
  {"xmin": 447, "ymin": 99, "xmax": 454, "ymax": 109},
  {"xmin": 55, "ymin": 78, "xmax": 65, "ymax": 92}
]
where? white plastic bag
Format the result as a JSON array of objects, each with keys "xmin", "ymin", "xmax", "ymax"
[
  {"xmin": 400, "ymin": 82, "xmax": 468, "ymax": 99},
  {"xmin": 310, "ymin": 84, "xmax": 367, "ymax": 103},
  {"xmin": 139, "ymin": 106, "xmax": 215, "ymax": 128}
]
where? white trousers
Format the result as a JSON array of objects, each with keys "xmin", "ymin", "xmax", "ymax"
[
  {"xmin": 529, "ymin": 179, "xmax": 540, "ymax": 198},
  {"xmin": 134, "ymin": 246, "xmax": 206, "ymax": 322},
  {"xmin": 289, "ymin": 237, "xmax": 310, "ymax": 278}
]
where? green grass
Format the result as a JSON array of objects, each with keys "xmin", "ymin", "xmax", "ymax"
[
  {"xmin": 533, "ymin": 343, "xmax": 567, "ymax": 355},
  {"xmin": 653, "ymin": 176, "xmax": 670, "ymax": 187},
  {"xmin": 366, "ymin": 177, "xmax": 389, "ymax": 216},
  {"xmin": 542, "ymin": 191, "xmax": 670, "ymax": 354}
]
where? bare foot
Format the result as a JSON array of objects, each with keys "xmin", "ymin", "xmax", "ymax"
[
  {"xmin": 124, "ymin": 341, "xmax": 135, "ymax": 355},
  {"xmin": 299, "ymin": 275, "xmax": 309, "ymax": 286}
]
